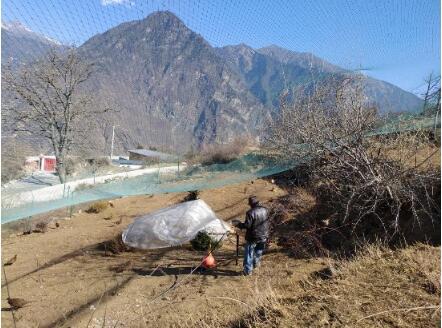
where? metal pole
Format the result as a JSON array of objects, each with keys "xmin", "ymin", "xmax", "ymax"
[
  {"xmin": 69, "ymin": 191, "xmax": 74, "ymax": 218},
  {"xmin": 157, "ymin": 159, "xmax": 161, "ymax": 184},
  {"xmin": 236, "ymin": 233, "xmax": 239, "ymax": 266}
]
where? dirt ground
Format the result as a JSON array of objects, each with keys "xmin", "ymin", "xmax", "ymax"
[
  {"xmin": 1, "ymin": 179, "xmax": 327, "ymax": 327},
  {"xmin": 2, "ymin": 177, "xmax": 440, "ymax": 328}
]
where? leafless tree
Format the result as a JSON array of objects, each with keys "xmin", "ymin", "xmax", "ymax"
[
  {"xmin": 3, "ymin": 49, "xmax": 110, "ymax": 183},
  {"xmin": 265, "ymin": 74, "xmax": 440, "ymax": 239},
  {"xmin": 422, "ymin": 72, "xmax": 441, "ymax": 116}
]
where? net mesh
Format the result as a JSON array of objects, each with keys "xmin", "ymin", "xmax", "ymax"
[
  {"xmin": 1, "ymin": 1, "xmax": 440, "ymax": 223},
  {"xmin": 2, "ymin": 113, "xmax": 439, "ymax": 224}
]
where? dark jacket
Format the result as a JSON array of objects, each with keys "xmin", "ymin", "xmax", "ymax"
[{"xmin": 238, "ymin": 205, "xmax": 269, "ymax": 243}]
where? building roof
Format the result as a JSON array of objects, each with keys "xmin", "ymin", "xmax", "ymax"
[{"xmin": 128, "ymin": 149, "xmax": 177, "ymax": 161}]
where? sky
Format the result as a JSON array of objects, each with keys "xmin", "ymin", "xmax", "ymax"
[{"xmin": 2, "ymin": 0, "xmax": 440, "ymax": 93}]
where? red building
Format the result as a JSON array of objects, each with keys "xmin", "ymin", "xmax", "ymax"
[
  {"xmin": 24, "ymin": 155, "xmax": 57, "ymax": 173},
  {"xmin": 41, "ymin": 156, "xmax": 56, "ymax": 172}
]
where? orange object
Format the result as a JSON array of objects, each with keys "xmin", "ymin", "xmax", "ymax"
[{"xmin": 202, "ymin": 253, "xmax": 216, "ymax": 269}]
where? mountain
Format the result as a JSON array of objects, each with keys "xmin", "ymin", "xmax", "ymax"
[
  {"xmin": 215, "ymin": 44, "xmax": 342, "ymax": 109},
  {"xmin": 2, "ymin": 12, "xmax": 424, "ymax": 155},
  {"xmin": 217, "ymin": 44, "xmax": 423, "ymax": 113},
  {"xmin": 1, "ymin": 21, "xmax": 63, "ymax": 66},
  {"xmin": 78, "ymin": 11, "xmax": 268, "ymax": 152}
]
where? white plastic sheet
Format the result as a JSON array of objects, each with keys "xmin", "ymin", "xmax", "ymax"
[{"xmin": 122, "ymin": 199, "xmax": 231, "ymax": 249}]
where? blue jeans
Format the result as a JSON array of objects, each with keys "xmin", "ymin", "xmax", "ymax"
[{"xmin": 243, "ymin": 242, "xmax": 265, "ymax": 274}]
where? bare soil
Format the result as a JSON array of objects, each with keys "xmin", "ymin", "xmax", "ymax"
[
  {"xmin": 0, "ymin": 179, "xmax": 323, "ymax": 327},
  {"xmin": 1, "ymin": 178, "xmax": 439, "ymax": 327}
]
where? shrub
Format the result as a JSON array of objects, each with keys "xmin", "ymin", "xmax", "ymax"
[
  {"xmin": 182, "ymin": 190, "xmax": 199, "ymax": 202},
  {"xmin": 1, "ymin": 139, "xmax": 28, "ymax": 183},
  {"xmin": 199, "ymin": 136, "xmax": 250, "ymax": 166},
  {"xmin": 1, "ymin": 157, "xmax": 24, "ymax": 183},
  {"xmin": 90, "ymin": 157, "xmax": 110, "ymax": 167},
  {"xmin": 75, "ymin": 183, "xmax": 94, "ymax": 192},
  {"xmin": 85, "ymin": 201, "xmax": 108, "ymax": 214},
  {"xmin": 64, "ymin": 156, "xmax": 84, "ymax": 177},
  {"xmin": 34, "ymin": 221, "xmax": 48, "ymax": 233},
  {"xmin": 98, "ymin": 234, "xmax": 131, "ymax": 254},
  {"xmin": 190, "ymin": 231, "xmax": 222, "ymax": 251},
  {"xmin": 265, "ymin": 75, "xmax": 440, "ymax": 246}
]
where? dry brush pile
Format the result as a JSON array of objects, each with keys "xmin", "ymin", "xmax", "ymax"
[{"xmin": 265, "ymin": 75, "xmax": 440, "ymax": 253}]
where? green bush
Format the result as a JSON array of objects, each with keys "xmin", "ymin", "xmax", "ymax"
[{"xmin": 190, "ymin": 231, "xmax": 222, "ymax": 251}]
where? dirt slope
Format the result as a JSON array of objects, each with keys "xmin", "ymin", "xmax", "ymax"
[
  {"xmin": 1, "ymin": 178, "xmax": 439, "ymax": 327},
  {"xmin": 0, "ymin": 179, "xmax": 324, "ymax": 327}
]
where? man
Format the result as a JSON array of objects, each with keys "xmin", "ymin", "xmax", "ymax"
[{"xmin": 234, "ymin": 196, "xmax": 269, "ymax": 275}]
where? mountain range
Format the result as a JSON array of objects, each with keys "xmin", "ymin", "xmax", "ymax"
[
  {"xmin": 2, "ymin": 21, "xmax": 62, "ymax": 67},
  {"xmin": 1, "ymin": 11, "xmax": 424, "ymax": 153}
]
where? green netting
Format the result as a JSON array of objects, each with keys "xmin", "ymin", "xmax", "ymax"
[
  {"xmin": 1, "ymin": 113, "xmax": 439, "ymax": 224},
  {"xmin": 1, "ymin": 153, "xmax": 294, "ymax": 224},
  {"xmin": 368, "ymin": 114, "xmax": 441, "ymax": 136}
]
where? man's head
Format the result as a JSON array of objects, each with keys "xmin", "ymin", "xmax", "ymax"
[{"xmin": 248, "ymin": 196, "xmax": 259, "ymax": 208}]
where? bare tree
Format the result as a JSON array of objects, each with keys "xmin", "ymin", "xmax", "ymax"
[
  {"xmin": 265, "ymin": 74, "xmax": 439, "ymax": 240},
  {"xmin": 3, "ymin": 49, "xmax": 109, "ymax": 183},
  {"xmin": 422, "ymin": 72, "xmax": 441, "ymax": 116}
]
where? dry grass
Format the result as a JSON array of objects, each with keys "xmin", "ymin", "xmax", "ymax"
[
  {"xmin": 1, "ymin": 139, "xmax": 31, "ymax": 183},
  {"xmin": 173, "ymin": 243, "xmax": 440, "ymax": 328},
  {"xmin": 169, "ymin": 286, "xmax": 288, "ymax": 328},
  {"xmin": 286, "ymin": 243, "xmax": 441, "ymax": 327},
  {"xmin": 186, "ymin": 136, "xmax": 250, "ymax": 166},
  {"xmin": 98, "ymin": 234, "xmax": 131, "ymax": 254},
  {"xmin": 85, "ymin": 201, "xmax": 109, "ymax": 214}
]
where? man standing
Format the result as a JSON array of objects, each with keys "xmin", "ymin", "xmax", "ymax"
[{"xmin": 234, "ymin": 196, "xmax": 269, "ymax": 276}]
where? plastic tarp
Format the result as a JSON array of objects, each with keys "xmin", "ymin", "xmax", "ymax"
[{"xmin": 122, "ymin": 199, "xmax": 232, "ymax": 249}]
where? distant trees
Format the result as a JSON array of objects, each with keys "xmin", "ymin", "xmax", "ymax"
[
  {"xmin": 3, "ymin": 49, "xmax": 110, "ymax": 183},
  {"xmin": 1, "ymin": 137, "xmax": 28, "ymax": 183}
]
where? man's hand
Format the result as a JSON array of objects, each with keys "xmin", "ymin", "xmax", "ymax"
[{"xmin": 231, "ymin": 219, "xmax": 242, "ymax": 227}]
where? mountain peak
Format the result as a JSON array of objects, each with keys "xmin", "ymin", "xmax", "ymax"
[
  {"xmin": 258, "ymin": 45, "xmax": 304, "ymax": 59},
  {"xmin": 220, "ymin": 43, "xmax": 255, "ymax": 55},
  {"xmin": 2, "ymin": 21, "xmax": 34, "ymax": 33},
  {"xmin": 146, "ymin": 10, "xmax": 181, "ymax": 21},
  {"xmin": 2, "ymin": 20, "xmax": 62, "ymax": 45},
  {"xmin": 143, "ymin": 10, "xmax": 187, "ymax": 31}
]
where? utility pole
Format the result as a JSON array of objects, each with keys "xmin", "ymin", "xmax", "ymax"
[{"xmin": 110, "ymin": 125, "xmax": 116, "ymax": 159}]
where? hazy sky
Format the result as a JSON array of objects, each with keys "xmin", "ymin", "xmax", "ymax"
[{"xmin": 3, "ymin": 0, "xmax": 440, "ymax": 93}]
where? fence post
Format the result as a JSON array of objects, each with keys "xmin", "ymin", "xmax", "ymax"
[{"xmin": 69, "ymin": 190, "xmax": 74, "ymax": 218}]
